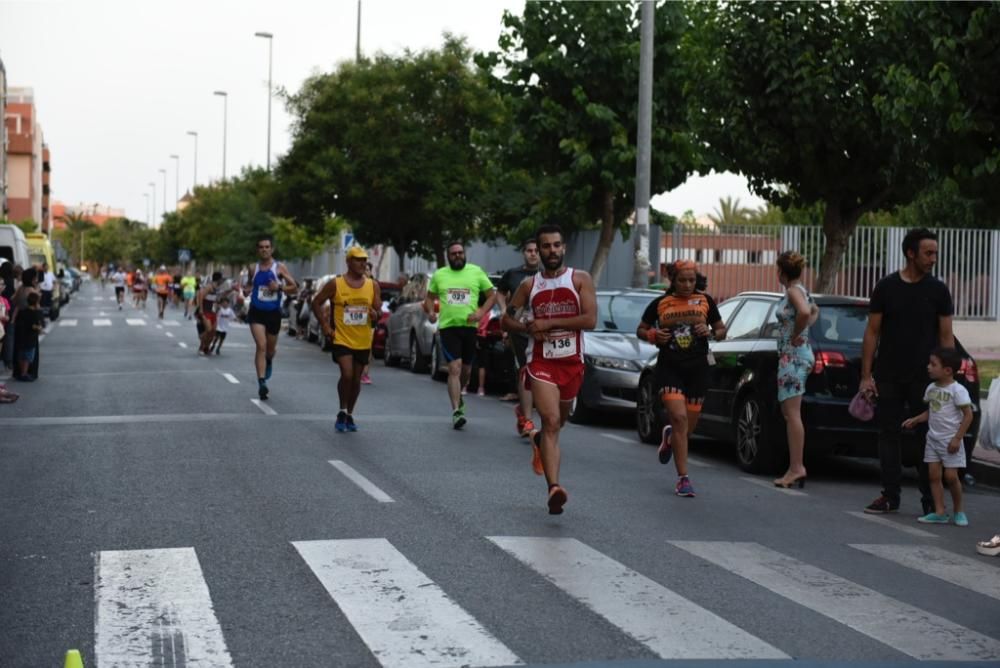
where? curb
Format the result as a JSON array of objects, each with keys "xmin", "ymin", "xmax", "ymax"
[{"xmin": 970, "ymin": 457, "xmax": 1000, "ymax": 489}]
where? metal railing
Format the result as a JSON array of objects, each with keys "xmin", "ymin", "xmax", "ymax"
[{"xmin": 663, "ymin": 225, "xmax": 1000, "ymax": 320}]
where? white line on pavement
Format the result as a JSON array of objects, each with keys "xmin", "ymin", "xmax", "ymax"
[
  {"xmin": 601, "ymin": 433, "xmax": 635, "ymax": 444},
  {"xmin": 178, "ymin": 342, "xmax": 188, "ymax": 349},
  {"xmin": 91, "ymin": 296, "xmax": 103, "ymax": 301},
  {"xmin": 93, "ymin": 319, "xmax": 112, "ymax": 327},
  {"xmin": 156, "ymin": 324, "xmax": 163, "ymax": 329},
  {"xmin": 126, "ymin": 318, "xmax": 146, "ymax": 326},
  {"xmin": 328, "ymin": 460, "xmax": 395, "ymax": 503},
  {"xmin": 220, "ymin": 372, "xmax": 239, "ymax": 384},
  {"xmin": 165, "ymin": 332, "xmax": 175, "ymax": 338},
  {"xmin": 740, "ymin": 476, "xmax": 807, "ymax": 497},
  {"xmin": 293, "ymin": 538, "xmax": 520, "ymax": 668},
  {"xmin": 95, "ymin": 547, "xmax": 233, "ymax": 668},
  {"xmin": 490, "ymin": 536, "xmax": 787, "ymax": 660},
  {"xmin": 59, "ymin": 319, "xmax": 78, "ymax": 327},
  {"xmin": 250, "ymin": 399, "xmax": 277, "ymax": 415},
  {"xmin": 162, "ymin": 320, "xmax": 180, "ymax": 327},
  {"xmin": 849, "ymin": 544, "xmax": 1000, "ymax": 602},
  {"xmin": 671, "ymin": 540, "xmax": 1000, "ymax": 661},
  {"xmin": 845, "ymin": 511, "xmax": 939, "ymax": 539}
]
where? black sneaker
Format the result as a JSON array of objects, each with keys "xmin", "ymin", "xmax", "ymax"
[
  {"xmin": 864, "ymin": 495, "xmax": 899, "ymax": 514},
  {"xmin": 258, "ymin": 383, "xmax": 269, "ymax": 401}
]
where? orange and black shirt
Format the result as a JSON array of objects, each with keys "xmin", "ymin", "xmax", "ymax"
[{"xmin": 641, "ymin": 291, "xmax": 721, "ymax": 364}]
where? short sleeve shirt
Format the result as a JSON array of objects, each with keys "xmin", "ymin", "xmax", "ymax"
[
  {"xmin": 924, "ymin": 381, "xmax": 972, "ymax": 443},
  {"xmin": 641, "ymin": 291, "xmax": 722, "ymax": 364},
  {"xmin": 499, "ymin": 266, "xmax": 538, "ymax": 297},
  {"xmin": 428, "ymin": 264, "xmax": 494, "ymax": 330},
  {"xmin": 870, "ymin": 272, "xmax": 953, "ymax": 382}
]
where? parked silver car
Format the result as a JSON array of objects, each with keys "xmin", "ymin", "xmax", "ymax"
[{"xmin": 384, "ymin": 274, "xmax": 437, "ymax": 373}]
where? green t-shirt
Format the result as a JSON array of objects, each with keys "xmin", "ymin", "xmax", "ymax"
[
  {"xmin": 428, "ymin": 263, "xmax": 494, "ymax": 330},
  {"xmin": 181, "ymin": 276, "xmax": 197, "ymax": 291}
]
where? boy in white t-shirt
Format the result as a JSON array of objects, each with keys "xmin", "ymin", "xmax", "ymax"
[
  {"xmin": 902, "ymin": 347, "xmax": 973, "ymax": 526},
  {"xmin": 210, "ymin": 297, "xmax": 236, "ymax": 355}
]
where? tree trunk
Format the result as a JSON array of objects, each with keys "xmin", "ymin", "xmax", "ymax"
[
  {"xmin": 814, "ymin": 202, "xmax": 862, "ymax": 294},
  {"xmin": 432, "ymin": 227, "xmax": 445, "ymax": 268},
  {"xmin": 394, "ymin": 239, "xmax": 406, "ymax": 274},
  {"xmin": 589, "ymin": 190, "xmax": 616, "ymax": 285}
]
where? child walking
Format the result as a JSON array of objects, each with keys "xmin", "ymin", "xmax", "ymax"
[
  {"xmin": 210, "ymin": 297, "xmax": 236, "ymax": 355},
  {"xmin": 902, "ymin": 347, "xmax": 973, "ymax": 526}
]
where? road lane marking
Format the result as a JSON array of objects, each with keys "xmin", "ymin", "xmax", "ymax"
[
  {"xmin": 178, "ymin": 342, "xmax": 188, "ymax": 349},
  {"xmin": 250, "ymin": 399, "xmax": 276, "ymax": 415},
  {"xmin": 845, "ymin": 511, "xmax": 938, "ymax": 539},
  {"xmin": 165, "ymin": 332, "xmax": 175, "ymax": 338},
  {"xmin": 293, "ymin": 538, "xmax": 520, "ymax": 668},
  {"xmin": 155, "ymin": 324, "xmax": 163, "ymax": 329},
  {"xmin": 93, "ymin": 319, "xmax": 112, "ymax": 326},
  {"xmin": 92, "ymin": 296, "xmax": 104, "ymax": 301},
  {"xmin": 328, "ymin": 460, "xmax": 395, "ymax": 503},
  {"xmin": 220, "ymin": 372, "xmax": 239, "ymax": 384},
  {"xmin": 126, "ymin": 318, "xmax": 146, "ymax": 326},
  {"xmin": 671, "ymin": 541, "xmax": 1000, "ymax": 661},
  {"xmin": 489, "ymin": 536, "xmax": 787, "ymax": 659},
  {"xmin": 163, "ymin": 320, "xmax": 180, "ymax": 327},
  {"xmin": 95, "ymin": 547, "xmax": 233, "ymax": 667},
  {"xmin": 601, "ymin": 433, "xmax": 635, "ymax": 444},
  {"xmin": 740, "ymin": 476, "xmax": 807, "ymax": 497},
  {"xmin": 59, "ymin": 319, "xmax": 78, "ymax": 327},
  {"xmin": 849, "ymin": 544, "xmax": 1000, "ymax": 602}
]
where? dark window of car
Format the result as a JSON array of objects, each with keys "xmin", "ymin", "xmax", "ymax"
[
  {"xmin": 810, "ymin": 304, "xmax": 867, "ymax": 344},
  {"xmin": 597, "ymin": 293, "xmax": 657, "ymax": 333},
  {"xmin": 716, "ymin": 299, "xmax": 741, "ymax": 327},
  {"xmin": 726, "ymin": 299, "xmax": 773, "ymax": 340}
]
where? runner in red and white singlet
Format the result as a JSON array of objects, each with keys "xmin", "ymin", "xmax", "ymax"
[{"xmin": 502, "ymin": 224, "xmax": 597, "ymax": 515}]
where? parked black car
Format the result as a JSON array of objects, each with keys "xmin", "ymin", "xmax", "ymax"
[{"xmin": 635, "ymin": 291, "xmax": 981, "ymax": 473}]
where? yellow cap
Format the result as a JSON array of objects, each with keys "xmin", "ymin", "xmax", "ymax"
[
  {"xmin": 64, "ymin": 649, "xmax": 84, "ymax": 668},
  {"xmin": 346, "ymin": 246, "xmax": 368, "ymax": 260}
]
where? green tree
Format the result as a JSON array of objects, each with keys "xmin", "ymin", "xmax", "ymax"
[
  {"xmin": 684, "ymin": 1, "xmax": 930, "ymax": 291},
  {"xmin": 478, "ymin": 1, "xmax": 699, "ymax": 281},
  {"xmin": 275, "ymin": 36, "xmax": 501, "ymax": 268},
  {"xmin": 14, "ymin": 219, "xmax": 38, "ymax": 234},
  {"xmin": 708, "ymin": 196, "xmax": 752, "ymax": 227},
  {"xmin": 55, "ymin": 212, "xmax": 96, "ymax": 266}
]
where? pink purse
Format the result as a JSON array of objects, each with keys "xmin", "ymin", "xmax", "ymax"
[{"xmin": 849, "ymin": 390, "xmax": 876, "ymax": 422}]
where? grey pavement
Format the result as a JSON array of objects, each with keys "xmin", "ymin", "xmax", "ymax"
[{"xmin": 2, "ymin": 281, "xmax": 999, "ymax": 668}]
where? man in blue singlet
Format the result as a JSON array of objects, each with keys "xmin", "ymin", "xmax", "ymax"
[{"xmin": 243, "ymin": 236, "xmax": 298, "ymax": 400}]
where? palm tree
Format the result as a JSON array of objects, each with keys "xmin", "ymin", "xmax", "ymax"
[
  {"xmin": 56, "ymin": 212, "xmax": 96, "ymax": 267},
  {"xmin": 708, "ymin": 196, "xmax": 752, "ymax": 227}
]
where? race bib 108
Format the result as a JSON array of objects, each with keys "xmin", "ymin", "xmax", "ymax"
[{"xmin": 343, "ymin": 305, "xmax": 368, "ymax": 326}]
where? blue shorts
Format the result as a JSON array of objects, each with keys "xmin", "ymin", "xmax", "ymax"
[{"xmin": 19, "ymin": 346, "xmax": 37, "ymax": 364}]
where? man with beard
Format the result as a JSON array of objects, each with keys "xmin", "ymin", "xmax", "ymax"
[
  {"xmin": 424, "ymin": 241, "xmax": 497, "ymax": 429},
  {"xmin": 502, "ymin": 225, "xmax": 597, "ymax": 514},
  {"xmin": 498, "ymin": 239, "xmax": 541, "ymax": 436}
]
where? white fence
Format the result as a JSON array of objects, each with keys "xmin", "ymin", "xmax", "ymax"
[{"xmin": 664, "ymin": 225, "xmax": 1000, "ymax": 320}]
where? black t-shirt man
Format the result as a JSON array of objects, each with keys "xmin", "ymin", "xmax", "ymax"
[
  {"xmin": 870, "ymin": 272, "xmax": 954, "ymax": 382},
  {"xmin": 499, "ymin": 266, "xmax": 538, "ymax": 301},
  {"xmin": 15, "ymin": 307, "xmax": 42, "ymax": 349}
]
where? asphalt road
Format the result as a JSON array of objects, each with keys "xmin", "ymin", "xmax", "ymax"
[{"xmin": 2, "ymin": 281, "xmax": 999, "ymax": 668}]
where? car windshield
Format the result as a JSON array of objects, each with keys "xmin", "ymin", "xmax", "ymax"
[
  {"xmin": 810, "ymin": 304, "xmax": 868, "ymax": 344},
  {"xmin": 596, "ymin": 293, "xmax": 656, "ymax": 333}
]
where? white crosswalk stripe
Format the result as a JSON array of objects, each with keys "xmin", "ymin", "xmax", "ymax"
[
  {"xmin": 672, "ymin": 540, "xmax": 1000, "ymax": 661},
  {"xmin": 95, "ymin": 547, "xmax": 233, "ymax": 667},
  {"xmin": 59, "ymin": 319, "xmax": 78, "ymax": 327},
  {"xmin": 293, "ymin": 538, "xmax": 521, "ymax": 668},
  {"xmin": 92, "ymin": 319, "xmax": 112, "ymax": 327},
  {"xmin": 850, "ymin": 544, "xmax": 1000, "ymax": 602},
  {"xmin": 125, "ymin": 318, "xmax": 146, "ymax": 326},
  {"xmin": 490, "ymin": 536, "xmax": 786, "ymax": 659},
  {"xmin": 162, "ymin": 319, "xmax": 181, "ymax": 326}
]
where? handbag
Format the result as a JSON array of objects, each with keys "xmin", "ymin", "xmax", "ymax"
[{"xmin": 848, "ymin": 390, "xmax": 876, "ymax": 422}]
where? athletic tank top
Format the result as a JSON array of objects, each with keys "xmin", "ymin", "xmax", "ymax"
[
  {"xmin": 332, "ymin": 276, "xmax": 376, "ymax": 350},
  {"xmin": 526, "ymin": 268, "xmax": 584, "ymax": 365},
  {"xmin": 249, "ymin": 262, "xmax": 283, "ymax": 311}
]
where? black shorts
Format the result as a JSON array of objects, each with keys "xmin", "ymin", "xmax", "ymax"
[
  {"xmin": 247, "ymin": 306, "xmax": 282, "ymax": 336},
  {"xmin": 654, "ymin": 357, "xmax": 710, "ymax": 405},
  {"xmin": 331, "ymin": 345, "xmax": 370, "ymax": 366},
  {"xmin": 115, "ymin": 286, "xmax": 125, "ymax": 296},
  {"xmin": 440, "ymin": 327, "xmax": 477, "ymax": 364},
  {"xmin": 510, "ymin": 333, "xmax": 529, "ymax": 369}
]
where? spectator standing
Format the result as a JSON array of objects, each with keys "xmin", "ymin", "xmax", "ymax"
[
  {"xmin": 861, "ymin": 228, "xmax": 954, "ymax": 515},
  {"xmin": 498, "ymin": 240, "xmax": 541, "ymax": 435},
  {"xmin": 14, "ymin": 292, "xmax": 43, "ymax": 381},
  {"xmin": 0, "ymin": 261, "xmax": 16, "ymax": 375},
  {"xmin": 39, "ymin": 262, "xmax": 56, "ymax": 318},
  {"xmin": 11, "ymin": 267, "xmax": 41, "ymax": 379}
]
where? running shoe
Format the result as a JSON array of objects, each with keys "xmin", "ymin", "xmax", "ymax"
[
  {"xmin": 917, "ymin": 512, "xmax": 951, "ymax": 524},
  {"xmin": 863, "ymin": 495, "xmax": 899, "ymax": 514},
  {"xmin": 547, "ymin": 485, "xmax": 568, "ymax": 515},
  {"xmin": 345, "ymin": 414, "xmax": 358, "ymax": 432},
  {"xmin": 516, "ymin": 405, "xmax": 528, "ymax": 436},
  {"xmin": 477, "ymin": 388, "xmax": 486, "ymax": 397},
  {"xmin": 675, "ymin": 476, "xmax": 696, "ymax": 497},
  {"xmin": 360, "ymin": 374, "xmax": 372, "ymax": 385},
  {"xmin": 258, "ymin": 383, "xmax": 269, "ymax": 401},
  {"xmin": 658, "ymin": 425, "xmax": 673, "ymax": 464},
  {"xmin": 452, "ymin": 409, "xmax": 467, "ymax": 430},
  {"xmin": 953, "ymin": 511, "xmax": 969, "ymax": 527},
  {"xmin": 335, "ymin": 411, "xmax": 348, "ymax": 433},
  {"xmin": 530, "ymin": 430, "xmax": 544, "ymax": 476}
]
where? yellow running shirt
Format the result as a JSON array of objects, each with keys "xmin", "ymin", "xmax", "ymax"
[{"xmin": 332, "ymin": 276, "xmax": 375, "ymax": 350}]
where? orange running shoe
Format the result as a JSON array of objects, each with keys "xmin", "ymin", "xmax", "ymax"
[
  {"xmin": 547, "ymin": 485, "xmax": 568, "ymax": 515},
  {"xmin": 515, "ymin": 405, "xmax": 527, "ymax": 436},
  {"xmin": 530, "ymin": 430, "xmax": 544, "ymax": 476},
  {"xmin": 521, "ymin": 418, "xmax": 535, "ymax": 437}
]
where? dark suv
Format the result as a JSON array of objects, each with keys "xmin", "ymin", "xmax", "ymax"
[{"xmin": 636, "ymin": 292, "xmax": 981, "ymax": 473}]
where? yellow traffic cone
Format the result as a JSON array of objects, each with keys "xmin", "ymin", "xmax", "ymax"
[{"xmin": 64, "ymin": 649, "xmax": 84, "ymax": 668}]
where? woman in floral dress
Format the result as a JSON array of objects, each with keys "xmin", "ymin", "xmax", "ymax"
[{"xmin": 774, "ymin": 251, "xmax": 818, "ymax": 488}]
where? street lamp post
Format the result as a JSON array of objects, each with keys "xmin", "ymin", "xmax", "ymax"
[
  {"xmin": 148, "ymin": 182, "xmax": 157, "ymax": 226},
  {"xmin": 143, "ymin": 193, "xmax": 150, "ymax": 226},
  {"xmin": 169, "ymin": 154, "xmax": 180, "ymax": 209},
  {"xmin": 214, "ymin": 91, "xmax": 228, "ymax": 181},
  {"xmin": 186, "ymin": 131, "xmax": 198, "ymax": 190},
  {"xmin": 254, "ymin": 32, "xmax": 273, "ymax": 171},
  {"xmin": 159, "ymin": 168, "xmax": 167, "ymax": 220}
]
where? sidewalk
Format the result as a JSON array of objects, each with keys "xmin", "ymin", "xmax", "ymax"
[
  {"xmin": 955, "ymin": 320, "xmax": 1000, "ymax": 359},
  {"xmin": 971, "ymin": 443, "xmax": 1000, "ymax": 488}
]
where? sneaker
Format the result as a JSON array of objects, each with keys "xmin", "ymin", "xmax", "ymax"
[
  {"xmin": 516, "ymin": 405, "xmax": 529, "ymax": 437},
  {"xmin": 477, "ymin": 389, "xmax": 486, "ymax": 397},
  {"xmin": 461, "ymin": 387, "xmax": 468, "ymax": 396},
  {"xmin": 360, "ymin": 373, "xmax": 372, "ymax": 385},
  {"xmin": 345, "ymin": 414, "xmax": 358, "ymax": 432},
  {"xmin": 452, "ymin": 410, "xmax": 467, "ymax": 430},
  {"xmin": 863, "ymin": 495, "xmax": 899, "ymax": 514},
  {"xmin": 547, "ymin": 485, "xmax": 568, "ymax": 515},
  {"xmin": 658, "ymin": 425, "xmax": 673, "ymax": 464},
  {"xmin": 917, "ymin": 512, "xmax": 951, "ymax": 524},
  {"xmin": 522, "ymin": 418, "xmax": 535, "ymax": 437},
  {"xmin": 953, "ymin": 512, "xmax": 969, "ymax": 527},
  {"xmin": 530, "ymin": 430, "xmax": 544, "ymax": 476},
  {"xmin": 675, "ymin": 476, "xmax": 696, "ymax": 497},
  {"xmin": 258, "ymin": 383, "xmax": 269, "ymax": 401},
  {"xmin": 335, "ymin": 411, "xmax": 348, "ymax": 433},
  {"xmin": 265, "ymin": 358, "xmax": 273, "ymax": 380}
]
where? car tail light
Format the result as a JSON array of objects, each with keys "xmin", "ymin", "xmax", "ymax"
[
  {"xmin": 812, "ymin": 350, "xmax": 847, "ymax": 374},
  {"xmin": 960, "ymin": 358, "xmax": 978, "ymax": 384}
]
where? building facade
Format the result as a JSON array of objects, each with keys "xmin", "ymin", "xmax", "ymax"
[
  {"xmin": 51, "ymin": 201, "xmax": 125, "ymax": 228},
  {"xmin": 0, "ymin": 57, "xmax": 7, "ymax": 217},
  {"xmin": 4, "ymin": 86, "xmax": 47, "ymax": 229}
]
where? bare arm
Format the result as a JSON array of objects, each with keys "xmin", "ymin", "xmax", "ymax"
[
  {"xmin": 501, "ymin": 279, "xmax": 532, "ymax": 334},
  {"xmin": 469, "ymin": 288, "xmax": 497, "ymax": 324},
  {"xmin": 311, "ymin": 280, "xmax": 337, "ymax": 337},
  {"xmin": 938, "ymin": 315, "xmax": 955, "ymax": 349},
  {"xmin": 423, "ymin": 291, "xmax": 438, "ymax": 324},
  {"xmin": 950, "ymin": 405, "xmax": 974, "ymax": 452},
  {"xmin": 370, "ymin": 281, "xmax": 383, "ymax": 321},
  {"xmin": 901, "ymin": 410, "xmax": 929, "ymax": 429},
  {"xmin": 279, "ymin": 264, "xmax": 298, "ymax": 294},
  {"xmin": 787, "ymin": 286, "xmax": 812, "ymax": 339},
  {"xmin": 860, "ymin": 312, "xmax": 882, "ymax": 395}
]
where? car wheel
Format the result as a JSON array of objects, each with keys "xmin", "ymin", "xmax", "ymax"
[
  {"xmin": 383, "ymin": 336, "xmax": 399, "ymax": 367},
  {"xmin": 734, "ymin": 391, "xmax": 779, "ymax": 473},
  {"xmin": 636, "ymin": 372, "xmax": 664, "ymax": 444},
  {"xmin": 409, "ymin": 334, "xmax": 429, "ymax": 373},
  {"xmin": 568, "ymin": 397, "xmax": 594, "ymax": 425},
  {"xmin": 430, "ymin": 336, "xmax": 447, "ymax": 381}
]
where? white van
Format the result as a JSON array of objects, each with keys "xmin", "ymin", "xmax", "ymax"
[{"xmin": 0, "ymin": 224, "xmax": 31, "ymax": 269}]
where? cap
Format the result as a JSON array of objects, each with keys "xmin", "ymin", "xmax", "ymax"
[{"xmin": 346, "ymin": 246, "xmax": 368, "ymax": 260}]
